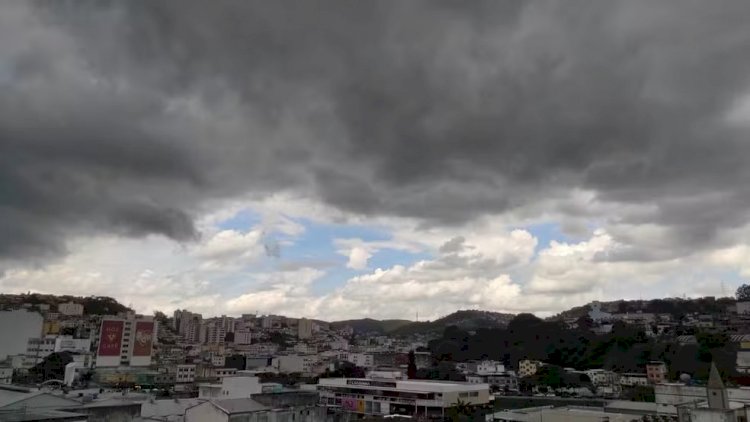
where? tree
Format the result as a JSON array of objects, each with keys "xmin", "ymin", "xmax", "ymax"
[
  {"xmin": 30, "ymin": 352, "xmax": 73, "ymax": 382},
  {"xmin": 407, "ymin": 350, "xmax": 417, "ymax": 379},
  {"xmin": 737, "ymin": 284, "xmax": 750, "ymax": 301},
  {"xmin": 153, "ymin": 310, "xmax": 169, "ymax": 324},
  {"xmin": 447, "ymin": 399, "xmax": 475, "ymax": 421}
]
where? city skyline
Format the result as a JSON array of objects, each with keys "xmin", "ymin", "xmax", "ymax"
[{"xmin": 3, "ymin": 2, "xmax": 750, "ymax": 320}]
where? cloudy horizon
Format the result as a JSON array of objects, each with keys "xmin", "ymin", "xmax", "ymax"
[{"xmin": 3, "ymin": 1, "xmax": 750, "ymax": 320}]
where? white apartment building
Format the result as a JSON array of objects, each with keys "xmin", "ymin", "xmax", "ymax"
[
  {"xmin": 477, "ymin": 360, "xmax": 506, "ymax": 375},
  {"xmin": 27, "ymin": 336, "xmax": 91, "ymax": 356},
  {"xmin": 198, "ymin": 371, "xmax": 263, "ymax": 399},
  {"xmin": 176, "ymin": 364, "xmax": 197, "ymax": 383},
  {"xmin": 243, "ymin": 343, "xmax": 279, "ymax": 356},
  {"xmin": 0, "ymin": 367, "xmax": 13, "ymax": 384},
  {"xmin": 173, "ymin": 310, "xmax": 203, "ymax": 343},
  {"xmin": 345, "ymin": 352, "xmax": 375, "ymax": 368},
  {"xmin": 94, "ymin": 315, "xmax": 157, "ymax": 367},
  {"xmin": 26, "ymin": 337, "xmax": 56, "ymax": 358},
  {"xmin": 272, "ymin": 354, "xmax": 319, "ymax": 374},
  {"xmin": 204, "ymin": 317, "xmax": 235, "ymax": 345},
  {"xmin": 585, "ymin": 369, "xmax": 619, "ymax": 386},
  {"xmin": 234, "ymin": 330, "xmax": 252, "ymax": 345},
  {"xmin": 298, "ymin": 318, "xmax": 313, "ymax": 339},
  {"xmin": 0, "ymin": 310, "xmax": 43, "ymax": 361},
  {"xmin": 57, "ymin": 302, "xmax": 84, "ymax": 316},
  {"xmin": 212, "ymin": 355, "xmax": 226, "ymax": 367},
  {"xmin": 293, "ymin": 343, "xmax": 317, "ymax": 354},
  {"xmin": 620, "ymin": 373, "xmax": 649, "ymax": 386}
]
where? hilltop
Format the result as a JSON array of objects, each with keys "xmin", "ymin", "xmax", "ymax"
[
  {"xmin": 0, "ymin": 293, "xmax": 133, "ymax": 315},
  {"xmin": 328, "ymin": 318, "xmax": 413, "ymax": 334},
  {"xmin": 551, "ymin": 296, "xmax": 737, "ymax": 320},
  {"xmin": 330, "ymin": 310, "xmax": 515, "ymax": 336}
]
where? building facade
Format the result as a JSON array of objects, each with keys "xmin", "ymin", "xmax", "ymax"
[
  {"xmin": 57, "ymin": 302, "xmax": 84, "ymax": 316},
  {"xmin": 318, "ymin": 378, "xmax": 490, "ymax": 419},
  {"xmin": 298, "ymin": 318, "xmax": 313, "ymax": 339},
  {"xmin": 95, "ymin": 315, "xmax": 157, "ymax": 367},
  {"xmin": 0, "ymin": 310, "xmax": 43, "ymax": 361}
]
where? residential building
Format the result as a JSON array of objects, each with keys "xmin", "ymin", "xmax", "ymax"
[
  {"xmin": 176, "ymin": 364, "xmax": 197, "ymax": 383},
  {"xmin": 466, "ymin": 373, "xmax": 519, "ymax": 392},
  {"xmin": 272, "ymin": 354, "xmax": 319, "ymax": 374},
  {"xmin": 646, "ymin": 361, "xmax": 668, "ymax": 384},
  {"xmin": 585, "ymin": 369, "xmax": 619, "ymax": 387},
  {"xmin": 211, "ymin": 354, "xmax": 226, "ymax": 367},
  {"xmin": 0, "ymin": 310, "xmax": 43, "ymax": 360},
  {"xmin": 94, "ymin": 315, "xmax": 156, "ymax": 367},
  {"xmin": 261, "ymin": 315, "xmax": 283, "ymax": 330},
  {"xmin": 173, "ymin": 309, "xmax": 203, "ymax": 343},
  {"xmin": 57, "ymin": 302, "xmax": 84, "ymax": 316},
  {"xmin": 204, "ymin": 321, "xmax": 228, "ymax": 345},
  {"xmin": 242, "ymin": 342, "xmax": 279, "ymax": 356},
  {"xmin": 198, "ymin": 366, "xmax": 237, "ymax": 381},
  {"xmin": 234, "ymin": 329, "xmax": 252, "ymax": 345},
  {"xmin": 620, "ymin": 373, "xmax": 649, "ymax": 387},
  {"xmin": 198, "ymin": 371, "xmax": 263, "ymax": 399},
  {"xmin": 518, "ymin": 359, "xmax": 543, "ymax": 377},
  {"xmin": 318, "ymin": 378, "xmax": 490, "ymax": 419},
  {"xmin": 298, "ymin": 318, "xmax": 313, "ymax": 339},
  {"xmin": 345, "ymin": 352, "xmax": 375, "ymax": 368},
  {"xmin": 0, "ymin": 366, "xmax": 12, "ymax": 384},
  {"xmin": 293, "ymin": 343, "xmax": 317, "ymax": 354},
  {"xmin": 26, "ymin": 337, "xmax": 57, "ymax": 358},
  {"xmin": 477, "ymin": 360, "xmax": 505, "ymax": 375}
]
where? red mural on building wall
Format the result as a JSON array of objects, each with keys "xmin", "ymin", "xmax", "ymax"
[
  {"xmin": 98, "ymin": 320, "xmax": 124, "ymax": 356},
  {"xmin": 133, "ymin": 321, "xmax": 154, "ymax": 356}
]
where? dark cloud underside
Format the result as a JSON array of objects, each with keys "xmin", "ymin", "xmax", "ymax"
[{"xmin": 2, "ymin": 0, "xmax": 750, "ymax": 263}]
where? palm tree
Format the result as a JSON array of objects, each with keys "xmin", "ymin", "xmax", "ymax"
[{"xmin": 447, "ymin": 398, "xmax": 474, "ymax": 421}]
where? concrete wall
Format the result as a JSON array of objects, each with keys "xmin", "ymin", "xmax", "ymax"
[{"xmin": 0, "ymin": 310, "xmax": 43, "ymax": 360}]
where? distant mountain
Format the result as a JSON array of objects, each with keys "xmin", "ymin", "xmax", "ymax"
[
  {"xmin": 330, "ymin": 310, "xmax": 515, "ymax": 336},
  {"xmin": 390, "ymin": 310, "xmax": 515, "ymax": 336},
  {"xmin": 0, "ymin": 293, "xmax": 133, "ymax": 315},
  {"xmin": 329, "ymin": 318, "xmax": 412, "ymax": 334}
]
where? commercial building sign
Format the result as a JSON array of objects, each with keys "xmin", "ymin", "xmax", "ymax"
[
  {"xmin": 133, "ymin": 321, "xmax": 154, "ymax": 356},
  {"xmin": 346, "ymin": 379, "xmax": 397, "ymax": 388},
  {"xmin": 98, "ymin": 320, "xmax": 124, "ymax": 356}
]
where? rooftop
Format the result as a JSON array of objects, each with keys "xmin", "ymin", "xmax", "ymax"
[
  {"xmin": 318, "ymin": 377, "xmax": 488, "ymax": 392},
  {"xmin": 213, "ymin": 398, "xmax": 270, "ymax": 414}
]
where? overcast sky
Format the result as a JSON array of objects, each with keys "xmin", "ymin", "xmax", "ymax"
[{"xmin": 3, "ymin": 1, "xmax": 750, "ymax": 320}]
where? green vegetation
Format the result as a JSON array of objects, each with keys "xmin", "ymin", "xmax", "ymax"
[
  {"xmin": 428, "ymin": 313, "xmax": 739, "ymax": 383},
  {"xmin": 0, "ymin": 293, "xmax": 132, "ymax": 315},
  {"xmin": 329, "ymin": 318, "xmax": 413, "ymax": 334}
]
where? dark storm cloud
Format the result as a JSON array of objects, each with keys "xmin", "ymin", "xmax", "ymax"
[{"xmin": 3, "ymin": 0, "xmax": 750, "ymax": 263}]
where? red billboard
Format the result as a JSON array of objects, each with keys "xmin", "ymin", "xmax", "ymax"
[
  {"xmin": 133, "ymin": 321, "xmax": 154, "ymax": 356},
  {"xmin": 98, "ymin": 320, "xmax": 124, "ymax": 356}
]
